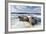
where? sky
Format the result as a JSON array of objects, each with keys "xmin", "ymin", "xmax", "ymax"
[{"xmin": 11, "ymin": 5, "xmax": 41, "ymax": 13}]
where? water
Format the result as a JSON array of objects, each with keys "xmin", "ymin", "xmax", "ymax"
[{"xmin": 11, "ymin": 14, "xmax": 41, "ymax": 28}]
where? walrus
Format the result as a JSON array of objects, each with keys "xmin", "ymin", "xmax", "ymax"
[
  {"xmin": 18, "ymin": 16, "xmax": 29, "ymax": 22},
  {"xmin": 18, "ymin": 16, "xmax": 40, "ymax": 26}
]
